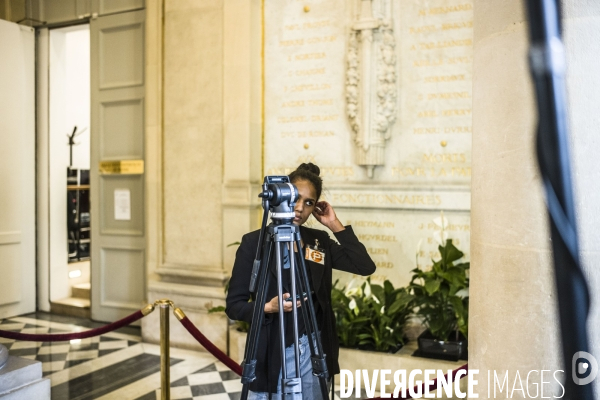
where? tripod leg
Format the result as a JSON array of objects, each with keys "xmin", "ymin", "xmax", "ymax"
[
  {"xmin": 275, "ymin": 242, "xmax": 287, "ymax": 381},
  {"xmin": 293, "ymin": 263, "xmax": 330, "ymax": 400},
  {"xmin": 275, "ymin": 241, "xmax": 303, "ymax": 399},
  {"xmin": 288, "ymin": 243, "xmax": 301, "ymax": 377},
  {"xmin": 294, "ymin": 238, "xmax": 330, "ymax": 400},
  {"xmin": 331, "ymin": 376, "xmax": 334, "ymax": 400},
  {"xmin": 240, "ymin": 239, "xmax": 273, "ymax": 400}
]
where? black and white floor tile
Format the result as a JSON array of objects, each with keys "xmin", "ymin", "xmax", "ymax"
[{"xmin": 0, "ymin": 313, "xmax": 361, "ymax": 399}]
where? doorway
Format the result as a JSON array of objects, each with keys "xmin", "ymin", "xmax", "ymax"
[
  {"xmin": 47, "ymin": 24, "xmax": 92, "ymax": 318},
  {"xmin": 37, "ymin": 8, "xmax": 147, "ymax": 322}
]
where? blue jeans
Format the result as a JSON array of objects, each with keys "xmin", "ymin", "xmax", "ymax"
[{"xmin": 248, "ymin": 333, "xmax": 329, "ymax": 399}]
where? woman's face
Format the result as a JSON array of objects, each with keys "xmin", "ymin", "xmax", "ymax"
[{"xmin": 292, "ymin": 179, "xmax": 317, "ymax": 226}]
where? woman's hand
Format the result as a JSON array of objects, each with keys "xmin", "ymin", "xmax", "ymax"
[
  {"xmin": 312, "ymin": 201, "xmax": 345, "ymax": 233},
  {"xmin": 264, "ymin": 293, "xmax": 302, "ymax": 313}
]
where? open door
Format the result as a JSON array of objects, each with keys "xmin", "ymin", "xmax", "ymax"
[
  {"xmin": 90, "ymin": 10, "xmax": 146, "ymax": 322},
  {"xmin": 0, "ymin": 20, "xmax": 36, "ymax": 319}
]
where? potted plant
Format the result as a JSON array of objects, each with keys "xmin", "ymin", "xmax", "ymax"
[
  {"xmin": 331, "ymin": 278, "xmax": 413, "ymax": 353},
  {"xmin": 409, "ymin": 238, "xmax": 469, "ymax": 361}
]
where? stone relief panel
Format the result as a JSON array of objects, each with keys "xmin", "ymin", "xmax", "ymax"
[
  {"xmin": 346, "ymin": 0, "xmax": 397, "ymax": 178},
  {"xmin": 264, "ymin": 0, "xmax": 473, "ymax": 286}
]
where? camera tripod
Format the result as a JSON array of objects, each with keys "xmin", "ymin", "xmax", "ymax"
[{"xmin": 239, "ymin": 176, "xmax": 330, "ymax": 400}]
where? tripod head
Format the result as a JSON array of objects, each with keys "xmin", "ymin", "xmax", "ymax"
[
  {"xmin": 258, "ymin": 176, "xmax": 298, "ymax": 225},
  {"xmin": 250, "ymin": 176, "xmax": 298, "ymax": 292}
]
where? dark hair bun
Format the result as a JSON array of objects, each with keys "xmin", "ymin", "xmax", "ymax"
[
  {"xmin": 289, "ymin": 162, "xmax": 323, "ymax": 200},
  {"xmin": 297, "ymin": 162, "xmax": 320, "ymax": 176}
]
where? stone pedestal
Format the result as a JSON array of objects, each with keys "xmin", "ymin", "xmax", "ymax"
[
  {"xmin": 228, "ymin": 325, "xmax": 247, "ymax": 365},
  {"xmin": 142, "ymin": 281, "xmax": 229, "ymax": 352},
  {"xmin": 0, "ymin": 344, "xmax": 7, "ymax": 368},
  {"xmin": 0, "ymin": 356, "xmax": 50, "ymax": 399}
]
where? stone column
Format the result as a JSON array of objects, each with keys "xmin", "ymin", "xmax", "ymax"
[
  {"xmin": 143, "ymin": 0, "xmax": 262, "ymax": 351},
  {"xmin": 221, "ymin": 0, "xmax": 263, "ymax": 273},
  {"xmin": 470, "ymin": 0, "xmax": 559, "ymax": 396},
  {"xmin": 470, "ymin": 0, "xmax": 600, "ymax": 397}
]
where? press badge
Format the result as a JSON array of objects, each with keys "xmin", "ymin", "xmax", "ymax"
[{"xmin": 305, "ymin": 239, "xmax": 325, "ymax": 265}]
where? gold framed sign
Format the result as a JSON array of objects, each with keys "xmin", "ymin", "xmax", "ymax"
[{"xmin": 99, "ymin": 160, "xmax": 144, "ymax": 175}]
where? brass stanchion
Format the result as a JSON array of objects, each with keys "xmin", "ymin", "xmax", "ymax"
[{"xmin": 157, "ymin": 299, "xmax": 174, "ymax": 400}]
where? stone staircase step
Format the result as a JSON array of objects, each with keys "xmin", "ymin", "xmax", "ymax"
[
  {"xmin": 50, "ymin": 297, "xmax": 91, "ymax": 319},
  {"xmin": 72, "ymin": 282, "xmax": 91, "ymax": 300}
]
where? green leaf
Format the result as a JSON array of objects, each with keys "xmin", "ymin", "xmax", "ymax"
[
  {"xmin": 424, "ymin": 279, "xmax": 441, "ymax": 295},
  {"xmin": 454, "ymin": 262, "xmax": 470, "ymax": 270},
  {"xmin": 371, "ymin": 285, "xmax": 385, "ymax": 304},
  {"xmin": 441, "ymin": 267, "xmax": 466, "ymax": 286},
  {"xmin": 448, "ymin": 296, "xmax": 464, "ymax": 314},
  {"xmin": 384, "ymin": 280, "xmax": 394, "ymax": 294},
  {"xmin": 442, "ymin": 239, "xmax": 464, "ymax": 264}
]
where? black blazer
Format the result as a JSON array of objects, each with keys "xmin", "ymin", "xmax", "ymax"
[{"xmin": 225, "ymin": 225, "xmax": 376, "ymax": 393}]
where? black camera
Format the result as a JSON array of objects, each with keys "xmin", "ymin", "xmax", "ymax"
[{"xmin": 258, "ymin": 176, "xmax": 298, "ymax": 223}]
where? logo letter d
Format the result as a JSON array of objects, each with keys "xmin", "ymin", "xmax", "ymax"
[{"xmin": 572, "ymin": 351, "xmax": 598, "ymax": 385}]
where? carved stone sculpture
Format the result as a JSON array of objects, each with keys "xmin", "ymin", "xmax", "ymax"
[{"xmin": 346, "ymin": 0, "xmax": 397, "ymax": 178}]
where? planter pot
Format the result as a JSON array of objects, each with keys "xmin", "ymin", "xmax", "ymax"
[
  {"xmin": 415, "ymin": 329, "xmax": 467, "ymax": 361},
  {"xmin": 352, "ymin": 340, "xmax": 405, "ymax": 354}
]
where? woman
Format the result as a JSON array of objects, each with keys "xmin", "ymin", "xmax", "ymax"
[{"xmin": 226, "ymin": 163, "xmax": 376, "ymax": 399}]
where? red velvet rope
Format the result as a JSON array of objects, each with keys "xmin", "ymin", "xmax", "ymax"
[
  {"xmin": 369, "ymin": 363, "xmax": 469, "ymax": 400},
  {"xmin": 0, "ymin": 310, "xmax": 145, "ymax": 342},
  {"xmin": 178, "ymin": 316, "xmax": 243, "ymax": 376}
]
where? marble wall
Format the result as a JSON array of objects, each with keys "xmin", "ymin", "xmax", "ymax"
[{"xmin": 264, "ymin": 0, "xmax": 473, "ymax": 289}]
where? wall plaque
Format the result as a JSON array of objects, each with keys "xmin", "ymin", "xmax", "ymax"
[{"xmin": 99, "ymin": 160, "xmax": 144, "ymax": 175}]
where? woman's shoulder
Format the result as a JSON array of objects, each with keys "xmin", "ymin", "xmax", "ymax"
[
  {"xmin": 300, "ymin": 225, "xmax": 331, "ymax": 242},
  {"xmin": 240, "ymin": 229, "xmax": 261, "ymax": 246}
]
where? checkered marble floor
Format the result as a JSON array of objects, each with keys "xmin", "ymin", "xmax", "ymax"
[
  {"xmin": 0, "ymin": 314, "xmax": 241, "ymax": 399},
  {"xmin": 137, "ymin": 363, "xmax": 242, "ymax": 400},
  {"xmin": 0, "ymin": 313, "xmax": 361, "ymax": 400}
]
